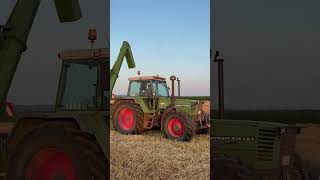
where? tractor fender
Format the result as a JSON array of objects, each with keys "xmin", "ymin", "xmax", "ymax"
[
  {"xmin": 111, "ymin": 98, "xmax": 136, "ymax": 111},
  {"xmin": 6, "ymin": 112, "xmax": 108, "ymax": 159},
  {"xmin": 115, "ymin": 98, "xmax": 151, "ymax": 112},
  {"xmin": 112, "ymin": 98, "xmax": 152, "ymax": 115}
]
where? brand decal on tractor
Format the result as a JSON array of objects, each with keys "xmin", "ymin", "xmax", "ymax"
[{"xmin": 212, "ymin": 136, "xmax": 255, "ymax": 142}]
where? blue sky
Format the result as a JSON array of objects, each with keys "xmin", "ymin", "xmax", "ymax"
[{"xmin": 110, "ymin": 0, "xmax": 210, "ymax": 96}]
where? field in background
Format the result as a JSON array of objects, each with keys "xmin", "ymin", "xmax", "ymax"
[
  {"xmin": 178, "ymin": 96, "xmax": 210, "ymax": 101},
  {"xmin": 211, "ymin": 110, "xmax": 320, "ymax": 124}
]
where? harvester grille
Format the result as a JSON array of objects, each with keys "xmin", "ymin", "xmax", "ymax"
[{"xmin": 256, "ymin": 129, "xmax": 277, "ymax": 161}]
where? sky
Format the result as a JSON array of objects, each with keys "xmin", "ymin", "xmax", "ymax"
[
  {"xmin": 2, "ymin": 0, "xmax": 320, "ymax": 109},
  {"xmin": 211, "ymin": 0, "xmax": 320, "ymax": 110},
  {"xmin": 0, "ymin": 0, "xmax": 109, "ymax": 105},
  {"xmin": 110, "ymin": 0, "xmax": 210, "ymax": 96}
]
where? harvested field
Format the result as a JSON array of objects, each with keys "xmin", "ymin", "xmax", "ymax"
[
  {"xmin": 110, "ymin": 131, "xmax": 210, "ymax": 180},
  {"xmin": 110, "ymin": 100, "xmax": 211, "ymax": 180}
]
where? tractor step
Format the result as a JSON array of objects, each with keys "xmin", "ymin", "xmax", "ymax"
[
  {"xmin": 143, "ymin": 114, "xmax": 160, "ymax": 129},
  {"xmin": 143, "ymin": 114, "xmax": 155, "ymax": 129}
]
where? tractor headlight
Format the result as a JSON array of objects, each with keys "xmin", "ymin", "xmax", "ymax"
[{"xmin": 281, "ymin": 155, "xmax": 290, "ymax": 166}]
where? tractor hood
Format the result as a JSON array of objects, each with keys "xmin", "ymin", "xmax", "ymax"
[{"xmin": 159, "ymin": 98, "xmax": 203, "ymax": 115}]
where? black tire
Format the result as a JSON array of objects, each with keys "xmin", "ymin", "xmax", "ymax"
[
  {"xmin": 112, "ymin": 101, "xmax": 144, "ymax": 134},
  {"xmin": 211, "ymin": 156, "xmax": 258, "ymax": 180},
  {"xmin": 7, "ymin": 123, "xmax": 107, "ymax": 180},
  {"xmin": 282, "ymin": 154, "xmax": 311, "ymax": 180},
  {"xmin": 162, "ymin": 111, "xmax": 195, "ymax": 141}
]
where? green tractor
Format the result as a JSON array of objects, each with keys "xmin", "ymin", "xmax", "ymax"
[
  {"xmin": 211, "ymin": 52, "xmax": 312, "ymax": 180},
  {"xmin": 0, "ymin": 0, "xmax": 135, "ymax": 179},
  {"xmin": 111, "ymin": 74, "xmax": 210, "ymax": 141}
]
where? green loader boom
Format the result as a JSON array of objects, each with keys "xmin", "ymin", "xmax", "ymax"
[{"xmin": 110, "ymin": 41, "xmax": 136, "ymax": 96}]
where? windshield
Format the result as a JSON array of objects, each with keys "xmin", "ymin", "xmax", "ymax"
[
  {"xmin": 58, "ymin": 60, "xmax": 98, "ymax": 110},
  {"xmin": 128, "ymin": 81, "xmax": 141, "ymax": 96},
  {"xmin": 152, "ymin": 80, "xmax": 169, "ymax": 97}
]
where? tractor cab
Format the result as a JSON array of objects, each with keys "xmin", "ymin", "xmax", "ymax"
[
  {"xmin": 127, "ymin": 76, "xmax": 168, "ymax": 110},
  {"xmin": 112, "ymin": 73, "xmax": 210, "ymax": 141},
  {"xmin": 56, "ymin": 48, "xmax": 109, "ymax": 111}
]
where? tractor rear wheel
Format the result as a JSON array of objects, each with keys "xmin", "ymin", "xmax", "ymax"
[
  {"xmin": 7, "ymin": 124, "xmax": 107, "ymax": 180},
  {"xmin": 162, "ymin": 111, "xmax": 195, "ymax": 141},
  {"xmin": 112, "ymin": 101, "xmax": 144, "ymax": 134},
  {"xmin": 212, "ymin": 156, "xmax": 258, "ymax": 180}
]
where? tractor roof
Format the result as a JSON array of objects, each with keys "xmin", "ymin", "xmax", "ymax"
[
  {"xmin": 58, "ymin": 48, "xmax": 109, "ymax": 62},
  {"xmin": 128, "ymin": 76, "xmax": 166, "ymax": 81}
]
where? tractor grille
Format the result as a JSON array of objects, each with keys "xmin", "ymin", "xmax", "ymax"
[{"xmin": 256, "ymin": 129, "xmax": 277, "ymax": 161}]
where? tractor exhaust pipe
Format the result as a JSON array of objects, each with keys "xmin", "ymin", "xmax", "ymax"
[
  {"xmin": 214, "ymin": 51, "xmax": 224, "ymax": 119},
  {"xmin": 177, "ymin": 78, "xmax": 181, "ymax": 97},
  {"xmin": 88, "ymin": 28, "xmax": 97, "ymax": 56},
  {"xmin": 170, "ymin": 75, "xmax": 176, "ymax": 99}
]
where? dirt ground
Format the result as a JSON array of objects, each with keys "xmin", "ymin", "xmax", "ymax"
[{"xmin": 295, "ymin": 124, "xmax": 320, "ymax": 177}]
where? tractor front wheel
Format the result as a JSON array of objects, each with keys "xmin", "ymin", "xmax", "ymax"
[
  {"xmin": 7, "ymin": 124, "xmax": 107, "ymax": 180},
  {"xmin": 112, "ymin": 101, "xmax": 144, "ymax": 134},
  {"xmin": 162, "ymin": 111, "xmax": 195, "ymax": 141}
]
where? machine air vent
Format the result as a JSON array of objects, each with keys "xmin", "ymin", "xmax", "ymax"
[{"xmin": 256, "ymin": 129, "xmax": 276, "ymax": 161}]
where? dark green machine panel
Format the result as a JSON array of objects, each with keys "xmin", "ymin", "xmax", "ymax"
[{"xmin": 211, "ymin": 120, "xmax": 289, "ymax": 170}]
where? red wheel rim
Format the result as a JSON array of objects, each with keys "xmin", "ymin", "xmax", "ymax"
[
  {"xmin": 25, "ymin": 148, "xmax": 76, "ymax": 180},
  {"xmin": 167, "ymin": 118, "xmax": 185, "ymax": 138},
  {"xmin": 117, "ymin": 108, "xmax": 135, "ymax": 130}
]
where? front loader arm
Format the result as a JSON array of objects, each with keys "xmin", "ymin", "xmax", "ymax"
[
  {"xmin": 110, "ymin": 41, "xmax": 136, "ymax": 96},
  {"xmin": 0, "ymin": 0, "xmax": 82, "ymax": 116}
]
